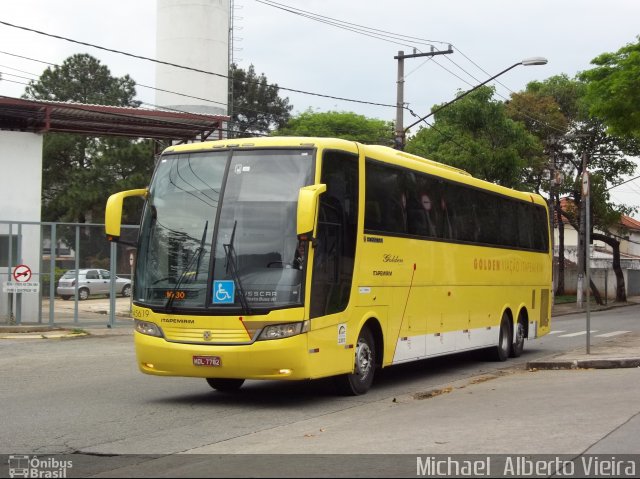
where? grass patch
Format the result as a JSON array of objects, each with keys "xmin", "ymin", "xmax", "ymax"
[{"xmin": 554, "ymin": 295, "xmax": 577, "ymax": 304}]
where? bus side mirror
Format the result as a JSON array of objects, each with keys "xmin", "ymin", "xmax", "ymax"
[
  {"xmin": 105, "ymin": 188, "xmax": 148, "ymax": 242},
  {"xmin": 297, "ymin": 184, "xmax": 326, "ymax": 236}
]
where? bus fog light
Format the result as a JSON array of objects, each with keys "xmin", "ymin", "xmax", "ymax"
[
  {"xmin": 258, "ymin": 321, "xmax": 309, "ymax": 340},
  {"xmin": 135, "ymin": 320, "xmax": 164, "ymax": 337}
]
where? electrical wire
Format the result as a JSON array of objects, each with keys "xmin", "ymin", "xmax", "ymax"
[
  {"xmin": 0, "ymin": 19, "xmax": 396, "ymax": 109},
  {"xmin": 254, "ymin": 0, "xmax": 451, "ymax": 48}
]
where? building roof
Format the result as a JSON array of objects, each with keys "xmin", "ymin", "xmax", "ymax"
[
  {"xmin": 0, "ymin": 96, "xmax": 228, "ymax": 142},
  {"xmin": 557, "ymin": 197, "xmax": 640, "ymax": 232},
  {"xmin": 620, "ymin": 215, "xmax": 640, "ymax": 232}
]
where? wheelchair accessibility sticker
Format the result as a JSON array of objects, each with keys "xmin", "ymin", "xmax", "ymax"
[{"xmin": 213, "ymin": 280, "xmax": 235, "ymax": 304}]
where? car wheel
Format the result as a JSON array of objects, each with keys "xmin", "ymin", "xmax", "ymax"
[
  {"xmin": 121, "ymin": 284, "xmax": 132, "ymax": 297},
  {"xmin": 78, "ymin": 288, "xmax": 90, "ymax": 301}
]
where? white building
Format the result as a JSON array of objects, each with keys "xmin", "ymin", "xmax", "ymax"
[
  {"xmin": 0, "ymin": 130, "xmax": 43, "ymax": 322},
  {"xmin": 554, "ymin": 199, "xmax": 640, "ymax": 298}
]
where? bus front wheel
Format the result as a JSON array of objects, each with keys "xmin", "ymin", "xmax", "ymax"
[
  {"xmin": 334, "ymin": 327, "xmax": 376, "ymax": 396},
  {"xmin": 206, "ymin": 378, "xmax": 245, "ymax": 392}
]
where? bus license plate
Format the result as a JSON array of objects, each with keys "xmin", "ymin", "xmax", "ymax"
[{"xmin": 193, "ymin": 356, "xmax": 221, "ymax": 367}]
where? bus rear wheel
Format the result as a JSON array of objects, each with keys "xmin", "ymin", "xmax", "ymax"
[
  {"xmin": 206, "ymin": 378, "xmax": 245, "ymax": 392},
  {"xmin": 492, "ymin": 314, "xmax": 512, "ymax": 362},
  {"xmin": 510, "ymin": 314, "xmax": 527, "ymax": 358},
  {"xmin": 334, "ymin": 327, "xmax": 376, "ymax": 396}
]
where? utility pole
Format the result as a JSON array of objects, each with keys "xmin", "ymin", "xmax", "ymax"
[
  {"xmin": 583, "ymin": 170, "xmax": 592, "ymax": 354},
  {"xmin": 394, "ymin": 47, "xmax": 454, "ymax": 150},
  {"xmin": 577, "ymin": 152, "xmax": 588, "ymax": 308}
]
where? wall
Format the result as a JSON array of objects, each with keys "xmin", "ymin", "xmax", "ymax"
[{"xmin": 0, "ymin": 131, "xmax": 43, "ymax": 322}]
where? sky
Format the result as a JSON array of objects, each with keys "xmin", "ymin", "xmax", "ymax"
[{"xmin": 0, "ymin": 0, "xmax": 639, "ymax": 216}]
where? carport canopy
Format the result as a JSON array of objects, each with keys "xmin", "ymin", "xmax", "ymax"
[{"xmin": 0, "ymin": 96, "xmax": 228, "ymax": 142}]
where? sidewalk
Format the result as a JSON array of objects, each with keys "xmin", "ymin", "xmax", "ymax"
[
  {"xmin": 551, "ymin": 294, "xmax": 640, "ymax": 317},
  {"xmin": 527, "ymin": 294, "xmax": 640, "ymax": 370}
]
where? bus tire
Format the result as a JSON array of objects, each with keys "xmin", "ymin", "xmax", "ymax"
[
  {"xmin": 206, "ymin": 378, "xmax": 245, "ymax": 392},
  {"xmin": 492, "ymin": 314, "xmax": 512, "ymax": 362},
  {"xmin": 334, "ymin": 327, "xmax": 376, "ymax": 396},
  {"xmin": 510, "ymin": 314, "xmax": 527, "ymax": 358}
]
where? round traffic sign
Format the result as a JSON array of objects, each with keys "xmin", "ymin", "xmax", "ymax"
[{"xmin": 13, "ymin": 264, "xmax": 32, "ymax": 282}]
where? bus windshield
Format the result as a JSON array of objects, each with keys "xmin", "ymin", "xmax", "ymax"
[{"xmin": 135, "ymin": 148, "xmax": 314, "ymax": 311}]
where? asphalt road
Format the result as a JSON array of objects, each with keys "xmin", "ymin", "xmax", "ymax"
[{"xmin": 1, "ymin": 305, "xmax": 639, "ymax": 477}]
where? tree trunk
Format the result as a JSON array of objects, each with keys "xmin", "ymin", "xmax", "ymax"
[
  {"xmin": 592, "ymin": 233, "xmax": 626, "ymax": 302},
  {"xmin": 589, "ymin": 278, "xmax": 604, "ymax": 305}
]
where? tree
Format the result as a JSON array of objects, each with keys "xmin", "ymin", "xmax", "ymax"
[
  {"xmin": 276, "ymin": 109, "xmax": 394, "ymax": 145},
  {"xmin": 580, "ymin": 36, "xmax": 640, "ymax": 139},
  {"xmin": 23, "ymin": 54, "xmax": 154, "ymax": 265},
  {"xmin": 229, "ymin": 63, "xmax": 293, "ymax": 137},
  {"xmin": 24, "ymin": 53, "xmax": 139, "ymax": 107},
  {"xmin": 512, "ymin": 75, "xmax": 639, "ymax": 301},
  {"xmin": 22, "ymin": 53, "xmax": 152, "ymax": 223},
  {"xmin": 405, "ymin": 86, "xmax": 544, "ymax": 189},
  {"xmin": 505, "ymin": 77, "xmax": 572, "ymax": 295}
]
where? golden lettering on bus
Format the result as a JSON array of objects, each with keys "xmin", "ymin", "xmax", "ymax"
[{"xmin": 473, "ymin": 258, "xmax": 501, "ymax": 271}]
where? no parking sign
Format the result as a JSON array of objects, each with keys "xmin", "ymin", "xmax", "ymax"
[
  {"xmin": 2, "ymin": 264, "xmax": 39, "ymax": 293},
  {"xmin": 13, "ymin": 264, "xmax": 32, "ymax": 282}
]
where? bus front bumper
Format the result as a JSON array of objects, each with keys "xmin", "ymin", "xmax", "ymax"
[{"xmin": 135, "ymin": 332, "xmax": 312, "ymax": 380}]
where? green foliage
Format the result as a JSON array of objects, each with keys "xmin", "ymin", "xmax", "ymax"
[
  {"xmin": 22, "ymin": 54, "xmax": 154, "ymax": 224},
  {"xmin": 23, "ymin": 53, "xmax": 139, "ymax": 107},
  {"xmin": 525, "ymin": 74, "xmax": 587, "ymax": 121},
  {"xmin": 40, "ymin": 266, "xmax": 67, "ymax": 298},
  {"xmin": 229, "ymin": 63, "xmax": 293, "ymax": 136},
  {"xmin": 276, "ymin": 109, "xmax": 394, "ymax": 145},
  {"xmin": 580, "ymin": 36, "xmax": 640, "ymax": 139},
  {"xmin": 405, "ymin": 86, "xmax": 544, "ymax": 188},
  {"xmin": 514, "ymin": 76, "xmax": 630, "ymax": 220}
]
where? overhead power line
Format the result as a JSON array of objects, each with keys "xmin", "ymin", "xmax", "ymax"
[
  {"xmin": 255, "ymin": 0, "xmax": 450, "ymax": 49},
  {"xmin": 0, "ymin": 50, "xmax": 292, "ymax": 118},
  {"xmin": 0, "ymin": 15, "xmax": 565, "ymax": 134},
  {"xmin": 253, "ymin": 1, "xmax": 567, "ymax": 135},
  {"xmin": 0, "ymin": 19, "xmax": 396, "ymax": 109}
]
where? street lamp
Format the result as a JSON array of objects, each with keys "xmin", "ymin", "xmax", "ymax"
[{"xmin": 397, "ymin": 57, "xmax": 548, "ymax": 149}]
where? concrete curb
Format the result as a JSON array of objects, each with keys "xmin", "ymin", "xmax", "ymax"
[
  {"xmin": 527, "ymin": 357, "xmax": 640, "ymax": 370},
  {"xmin": 551, "ymin": 300, "xmax": 638, "ymax": 317},
  {"xmin": 0, "ymin": 330, "xmax": 89, "ymax": 339}
]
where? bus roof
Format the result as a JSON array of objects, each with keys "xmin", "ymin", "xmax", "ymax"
[{"xmin": 164, "ymin": 136, "xmax": 547, "ymax": 208}]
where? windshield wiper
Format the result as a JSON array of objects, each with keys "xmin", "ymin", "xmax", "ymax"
[
  {"xmin": 223, "ymin": 220, "xmax": 252, "ymax": 315},
  {"xmin": 165, "ymin": 221, "xmax": 208, "ymax": 311}
]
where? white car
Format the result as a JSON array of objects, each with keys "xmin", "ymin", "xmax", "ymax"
[{"xmin": 57, "ymin": 269, "xmax": 131, "ymax": 300}]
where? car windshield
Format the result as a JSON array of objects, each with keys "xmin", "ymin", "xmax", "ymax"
[
  {"xmin": 61, "ymin": 271, "xmax": 80, "ymax": 279},
  {"xmin": 135, "ymin": 148, "xmax": 314, "ymax": 311}
]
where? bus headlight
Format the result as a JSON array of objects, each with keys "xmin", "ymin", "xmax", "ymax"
[
  {"xmin": 135, "ymin": 320, "xmax": 164, "ymax": 338},
  {"xmin": 258, "ymin": 321, "xmax": 310, "ymax": 341}
]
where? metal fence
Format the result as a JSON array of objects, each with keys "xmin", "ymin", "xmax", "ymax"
[{"xmin": 1, "ymin": 220, "xmax": 138, "ymax": 327}]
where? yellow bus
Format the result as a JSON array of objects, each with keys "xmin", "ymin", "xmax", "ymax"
[{"xmin": 106, "ymin": 136, "xmax": 552, "ymax": 395}]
